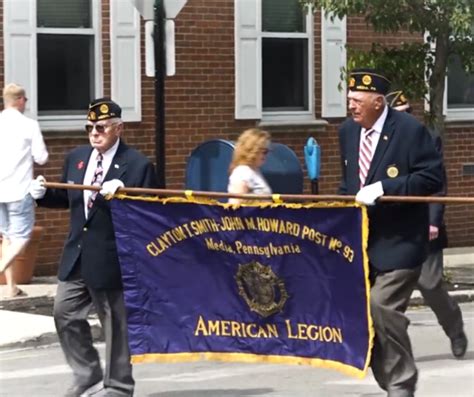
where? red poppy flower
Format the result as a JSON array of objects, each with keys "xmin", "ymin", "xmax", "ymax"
[{"xmin": 77, "ymin": 161, "xmax": 84, "ymax": 170}]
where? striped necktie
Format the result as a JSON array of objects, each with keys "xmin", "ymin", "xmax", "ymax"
[
  {"xmin": 87, "ymin": 153, "xmax": 104, "ymax": 210},
  {"xmin": 359, "ymin": 129, "xmax": 375, "ymax": 188}
]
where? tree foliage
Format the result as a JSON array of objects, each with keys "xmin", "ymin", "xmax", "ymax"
[{"xmin": 301, "ymin": 0, "xmax": 474, "ymax": 135}]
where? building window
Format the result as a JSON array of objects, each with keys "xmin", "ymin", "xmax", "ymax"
[
  {"xmin": 261, "ymin": 0, "xmax": 312, "ymax": 115},
  {"xmin": 36, "ymin": 0, "xmax": 99, "ymax": 117},
  {"xmin": 444, "ymin": 24, "xmax": 474, "ymax": 121},
  {"xmin": 447, "ymin": 55, "xmax": 474, "ymax": 110}
]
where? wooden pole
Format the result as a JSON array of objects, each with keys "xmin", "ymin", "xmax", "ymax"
[{"xmin": 43, "ymin": 182, "xmax": 474, "ymax": 204}]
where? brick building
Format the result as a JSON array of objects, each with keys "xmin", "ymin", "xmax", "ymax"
[{"xmin": 1, "ymin": 0, "xmax": 473, "ymax": 276}]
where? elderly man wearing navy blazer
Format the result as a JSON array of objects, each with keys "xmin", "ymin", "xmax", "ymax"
[
  {"xmin": 338, "ymin": 69, "xmax": 443, "ymax": 397},
  {"xmin": 30, "ymin": 98, "xmax": 157, "ymax": 397}
]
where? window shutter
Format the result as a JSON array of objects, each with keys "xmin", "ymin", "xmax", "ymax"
[
  {"xmin": 321, "ymin": 11, "xmax": 346, "ymax": 118},
  {"xmin": 110, "ymin": 0, "xmax": 141, "ymax": 122},
  {"xmin": 235, "ymin": 0, "xmax": 262, "ymax": 120},
  {"xmin": 4, "ymin": 0, "xmax": 37, "ymax": 118}
]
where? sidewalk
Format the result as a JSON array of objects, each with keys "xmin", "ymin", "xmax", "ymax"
[{"xmin": 0, "ymin": 248, "xmax": 473, "ymax": 349}]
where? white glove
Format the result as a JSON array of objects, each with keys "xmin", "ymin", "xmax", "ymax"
[
  {"xmin": 355, "ymin": 181, "xmax": 384, "ymax": 206},
  {"xmin": 29, "ymin": 175, "xmax": 47, "ymax": 199},
  {"xmin": 100, "ymin": 179, "xmax": 124, "ymax": 199}
]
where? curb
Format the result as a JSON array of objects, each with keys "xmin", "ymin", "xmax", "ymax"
[
  {"xmin": 444, "ymin": 254, "xmax": 474, "ymax": 267},
  {"xmin": 0, "ymin": 321, "xmax": 103, "ymax": 351},
  {"xmin": 0, "ymin": 295, "xmax": 54, "ymax": 312},
  {"xmin": 409, "ymin": 289, "xmax": 474, "ymax": 307},
  {"xmin": 443, "ymin": 247, "xmax": 474, "ymax": 267}
]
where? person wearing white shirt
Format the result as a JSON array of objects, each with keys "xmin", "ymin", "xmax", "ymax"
[
  {"xmin": 228, "ymin": 128, "xmax": 272, "ymax": 204},
  {"xmin": 0, "ymin": 83, "xmax": 48, "ymax": 297}
]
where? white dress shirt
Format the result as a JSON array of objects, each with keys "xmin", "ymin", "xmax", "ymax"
[
  {"xmin": 0, "ymin": 108, "xmax": 49, "ymax": 202},
  {"xmin": 359, "ymin": 105, "xmax": 389, "ymax": 153},
  {"xmin": 83, "ymin": 139, "xmax": 120, "ymax": 217}
]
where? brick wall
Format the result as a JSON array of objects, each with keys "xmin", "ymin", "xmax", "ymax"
[
  {"xmin": 443, "ymin": 123, "xmax": 474, "ymax": 245},
  {"xmin": 1, "ymin": 1, "xmax": 472, "ymax": 276}
]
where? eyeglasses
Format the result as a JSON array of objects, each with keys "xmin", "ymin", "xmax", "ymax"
[{"xmin": 84, "ymin": 123, "xmax": 118, "ymax": 134}]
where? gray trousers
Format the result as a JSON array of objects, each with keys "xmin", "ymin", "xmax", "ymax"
[
  {"xmin": 418, "ymin": 250, "xmax": 464, "ymax": 339},
  {"xmin": 370, "ymin": 267, "xmax": 421, "ymax": 396},
  {"xmin": 54, "ymin": 278, "xmax": 134, "ymax": 396}
]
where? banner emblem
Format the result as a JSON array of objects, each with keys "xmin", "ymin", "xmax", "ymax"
[{"xmin": 236, "ymin": 260, "xmax": 289, "ymax": 318}]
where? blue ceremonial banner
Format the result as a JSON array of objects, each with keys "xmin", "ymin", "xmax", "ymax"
[{"xmin": 110, "ymin": 196, "xmax": 373, "ymax": 377}]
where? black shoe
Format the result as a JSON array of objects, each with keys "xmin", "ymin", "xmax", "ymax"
[
  {"xmin": 64, "ymin": 381, "xmax": 103, "ymax": 397},
  {"xmin": 451, "ymin": 331, "xmax": 468, "ymax": 358}
]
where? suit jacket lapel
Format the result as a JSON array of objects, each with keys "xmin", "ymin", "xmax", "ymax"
[
  {"xmin": 69, "ymin": 147, "xmax": 93, "ymax": 224},
  {"xmin": 350, "ymin": 123, "xmax": 362, "ymax": 190},
  {"xmin": 87, "ymin": 142, "xmax": 127, "ymax": 220},
  {"xmin": 74, "ymin": 147, "xmax": 93, "ymax": 186},
  {"xmin": 366, "ymin": 109, "xmax": 395, "ymax": 185},
  {"xmin": 104, "ymin": 141, "xmax": 127, "ymax": 182}
]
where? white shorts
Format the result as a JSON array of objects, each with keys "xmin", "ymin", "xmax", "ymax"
[{"xmin": 0, "ymin": 194, "xmax": 35, "ymax": 241}]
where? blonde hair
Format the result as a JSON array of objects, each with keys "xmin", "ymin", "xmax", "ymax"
[
  {"xmin": 229, "ymin": 128, "xmax": 270, "ymax": 173},
  {"xmin": 3, "ymin": 83, "xmax": 26, "ymax": 106}
]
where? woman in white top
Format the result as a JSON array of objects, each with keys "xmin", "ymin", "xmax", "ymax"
[{"xmin": 227, "ymin": 128, "xmax": 272, "ymax": 204}]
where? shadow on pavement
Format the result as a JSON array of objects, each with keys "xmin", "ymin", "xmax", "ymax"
[
  {"xmin": 416, "ymin": 351, "xmax": 474, "ymax": 363},
  {"xmin": 149, "ymin": 388, "xmax": 274, "ymax": 397}
]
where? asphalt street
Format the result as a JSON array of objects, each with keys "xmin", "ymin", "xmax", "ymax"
[{"xmin": 0, "ymin": 303, "xmax": 473, "ymax": 397}]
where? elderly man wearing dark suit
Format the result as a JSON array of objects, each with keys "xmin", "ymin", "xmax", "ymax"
[
  {"xmin": 386, "ymin": 90, "xmax": 468, "ymax": 359},
  {"xmin": 30, "ymin": 98, "xmax": 157, "ymax": 397},
  {"xmin": 338, "ymin": 69, "xmax": 443, "ymax": 397}
]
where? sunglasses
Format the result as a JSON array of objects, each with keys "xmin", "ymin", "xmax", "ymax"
[{"xmin": 84, "ymin": 123, "xmax": 117, "ymax": 134}]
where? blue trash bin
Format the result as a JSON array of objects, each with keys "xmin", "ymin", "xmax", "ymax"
[
  {"xmin": 185, "ymin": 139, "xmax": 303, "ymax": 195},
  {"xmin": 185, "ymin": 139, "xmax": 235, "ymax": 193}
]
